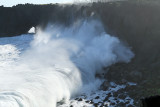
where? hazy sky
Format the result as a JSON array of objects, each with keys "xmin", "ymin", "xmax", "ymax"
[{"xmin": 0, "ymin": 0, "xmax": 74, "ymax": 7}]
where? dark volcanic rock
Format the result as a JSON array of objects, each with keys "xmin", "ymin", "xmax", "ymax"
[
  {"xmin": 95, "ymin": 96, "xmax": 100, "ymax": 99},
  {"xmin": 100, "ymin": 81, "xmax": 110, "ymax": 91},
  {"xmin": 77, "ymin": 98, "xmax": 83, "ymax": 101},
  {"xmin": 141, "ymin": 95, "xmax": 160, "ymax": 107},
  {"xmin": 93, "ymin": 103, "xmax": 99, "ymax": 107}
]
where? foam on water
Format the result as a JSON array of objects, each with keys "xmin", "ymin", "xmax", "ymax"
[{"xmin": 0, "ymin": 20, "xmax": 134, "ymax": 107}]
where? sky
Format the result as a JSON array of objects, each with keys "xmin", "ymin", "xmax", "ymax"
[{"xmin": 0, "ymin": 0, "xmax": 75, "ymax": 7}]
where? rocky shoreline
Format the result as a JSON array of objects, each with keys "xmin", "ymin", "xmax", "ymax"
[{"xmin": 58, "ymin": 81, "xmax": 137, "ymax": 107}]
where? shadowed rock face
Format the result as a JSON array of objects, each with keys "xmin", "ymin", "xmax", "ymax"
[
  {"xmin": 141, "ymin": 95, "xmax": 160, "ymax": 107},
  {"xmin": 96, "ymin": 1, "xmax": 160, "ymax": 85},
  {"xmin": 96, "ymin": 1, "xmax": 160, "ymax": 66}
]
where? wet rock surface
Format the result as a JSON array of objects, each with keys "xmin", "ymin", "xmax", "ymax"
[
  {"xmin": 58, "ymin": 82, "xmax": 136, "ymax": 107},
  {"xmin": 58, "ymin": 60, "xmax": 160, "ymax": 107},
  {"xmin": 103, "ymin": 62, "xmax": 160, "ymax": 107}
]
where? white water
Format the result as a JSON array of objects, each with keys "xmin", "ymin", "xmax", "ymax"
[{"xmin": 0, "ymin": 20, "xmax": 134, "ymax": 107}]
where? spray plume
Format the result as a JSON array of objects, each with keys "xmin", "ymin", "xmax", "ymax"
[{"xmin": 0, "ymin": 20, "xmax": 134, "ymax": 107}]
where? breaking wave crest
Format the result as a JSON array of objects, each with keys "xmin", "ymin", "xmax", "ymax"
[{"xmin": 0, "ymin": 20, "xmax": 134, "ymax": 107}]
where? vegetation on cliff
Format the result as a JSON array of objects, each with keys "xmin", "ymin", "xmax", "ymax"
[{"xmin": 0, "ymin": 4, "xmax": 83, "ymax": 37}]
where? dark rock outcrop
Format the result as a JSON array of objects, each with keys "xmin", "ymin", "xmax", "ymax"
[{"xmin": 141, "ymin": 95, "xmax": 160, "ymax": 107}]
